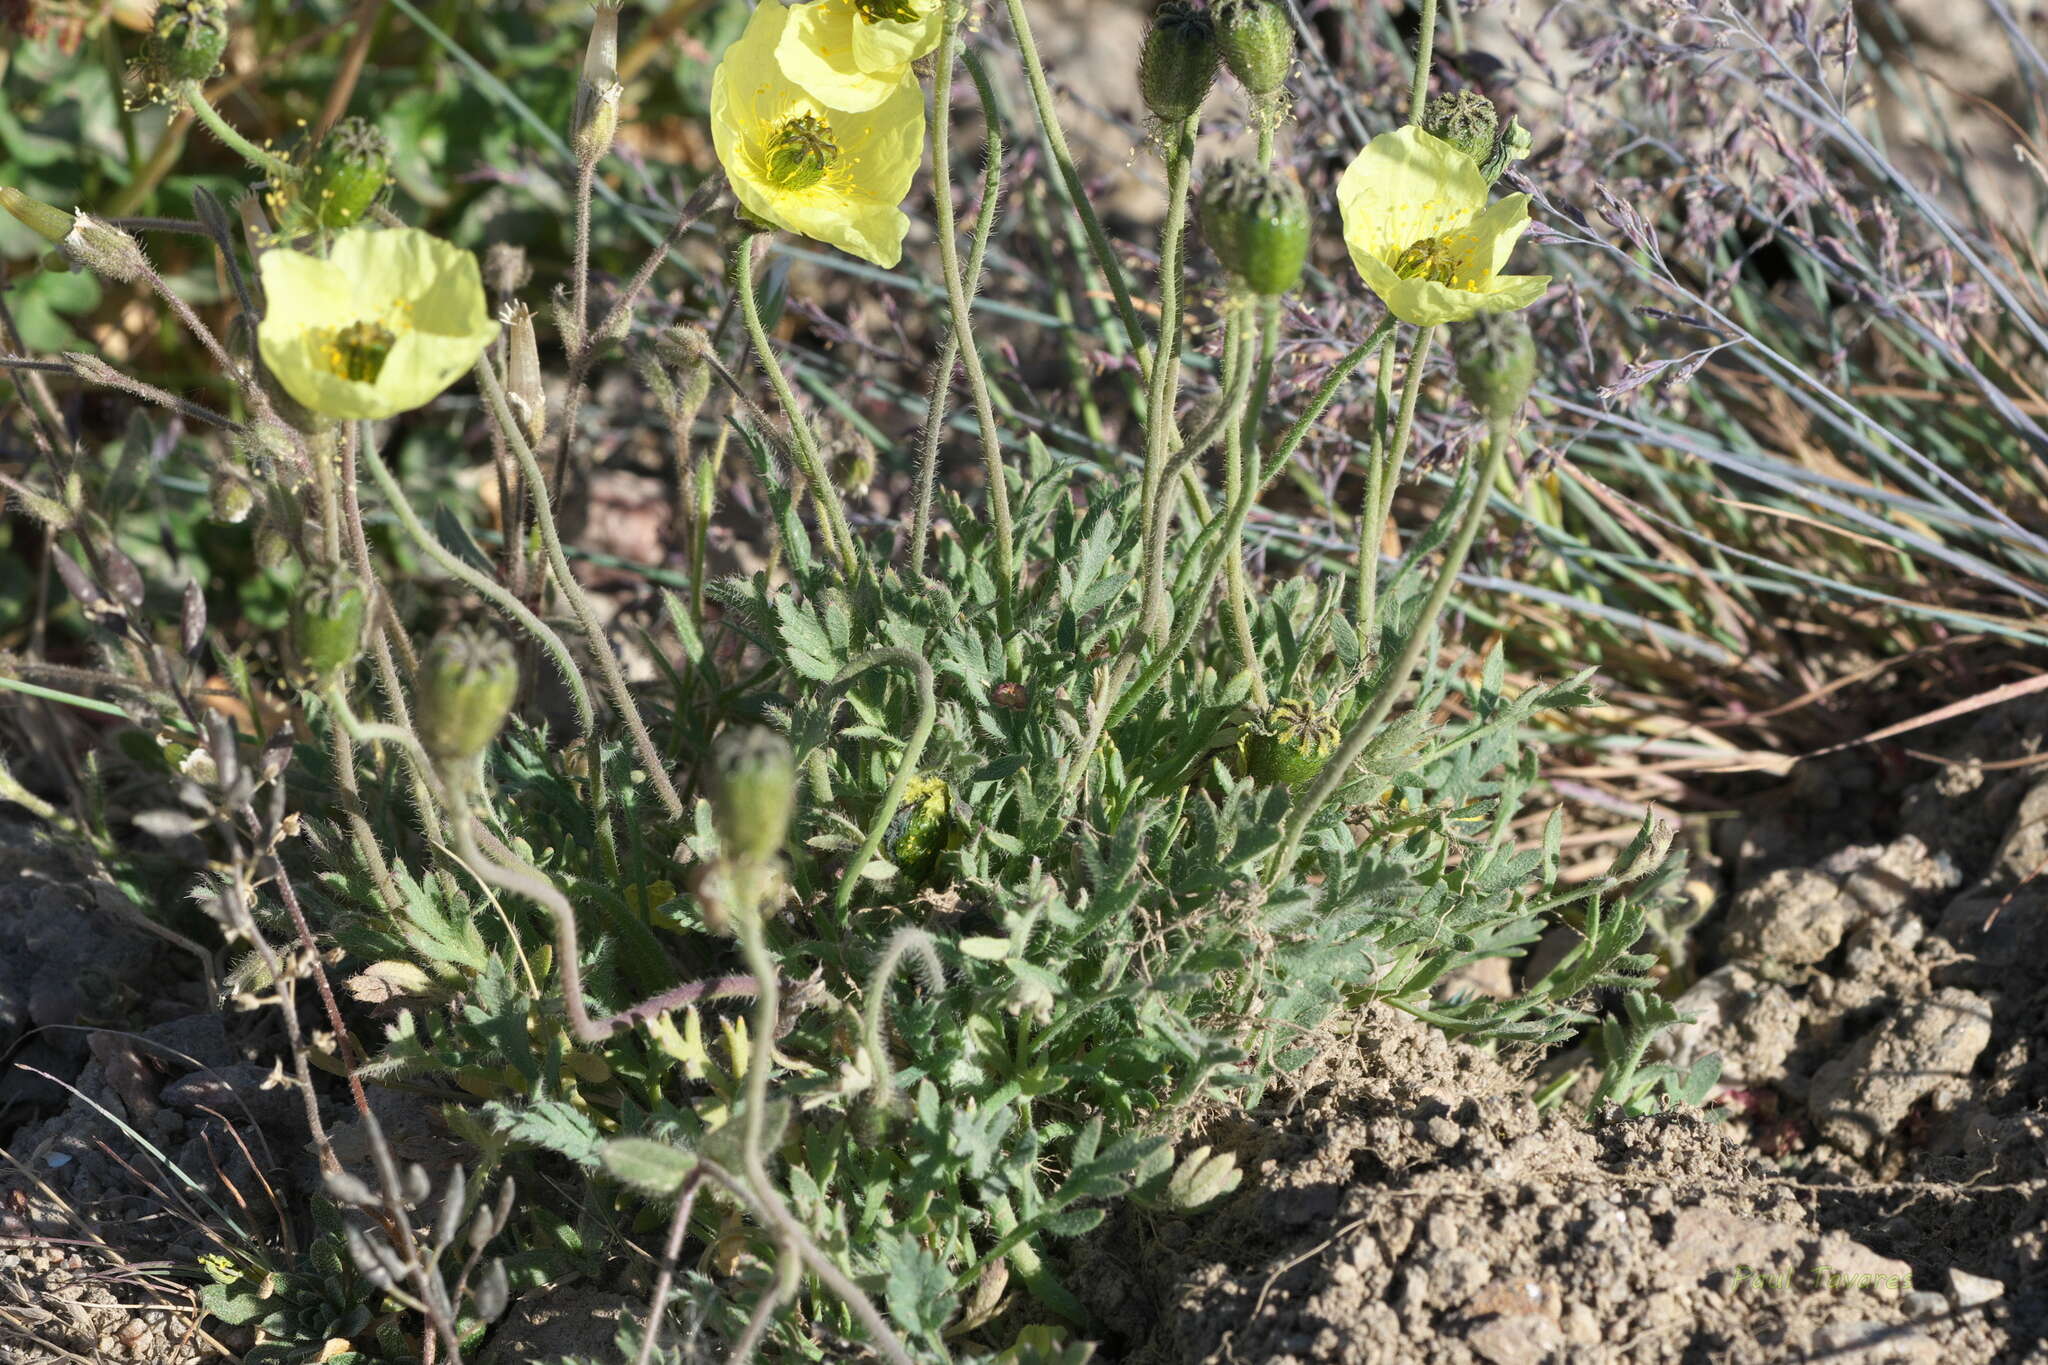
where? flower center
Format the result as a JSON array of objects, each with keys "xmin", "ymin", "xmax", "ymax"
[
  {"xmin": 764, "ymin": 113, "xmax": 839, "ymax": 191},
  {"xmin": 1392, "ymin": 236, "xmax": 1461, "ymax": 286},
  {"xmin": 317, "ymin": 319, "xmax": 398, "ymax": 383},
  {"xmin": 853, "ymin": 0, "xmax": 925, "ymax": 23}
]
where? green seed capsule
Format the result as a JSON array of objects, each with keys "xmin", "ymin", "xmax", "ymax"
[
  {"xmin": 301, "ymin": 117, "xmax": 393, "ymax": 230},
  {"xmin": 1455, "ymin": 313, "xmax": 1538, "ymax": 427},
  {"xmin": 1244, "ymin": 697, "xmax": 1340, "ymax": 788},
  {"xmin": 0, "ymin": 188, "xmax": 73, "ymax": 246},
  {"xmin": 144, "ymin": 0, "xmax": 231, "ymax": 84},
  {"xmin": 1139, "ymin": 0, "xmax": 1219, "ymax": 123},
  {"xmin": 711, "ymin": 727, "xmax": 796, "ymax": 866},
  {"xmin": 291, "ymin": 568, "xmax": 368, "ymax": 680},
  {"xmin": 1201, "ymin": 161, "xmax": 1310, "ymax": 297},
  {"xmin": 208, "ymin": 466, "xmax": 255, "ymax": 525},
  {"xmin": 1421, "ymin": 90, "xmax": 1499, "ymax": 166},
  {"xmin": 416, "ymin": 627, "xmax": 519, "ymax": 765},
  {"xmin": 1213, "ymin": 0, "xmax": 1293, "ymax": 99}
]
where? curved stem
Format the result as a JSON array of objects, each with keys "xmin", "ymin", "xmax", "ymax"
[
  {"xmin": 177, "ymin": 80, "xmax": 295, "ymax": 179},
  {"xmin": 829, "ymin": 649, "xmax": 937, "ymax": 914},
  {"xmin": 474, "ymin": 359, "xmax": 688, "ymax": 823},
  {"xmin": 729, "ymin": 237, "xmax": 858, "ymax": 575},
  {"xmin": 1264, "ymin": 420, "xmax": 1512, "ymax": 890},
  {"xmin": 320, "ymin": 682, "xmax": 404, "ymax": 913}
]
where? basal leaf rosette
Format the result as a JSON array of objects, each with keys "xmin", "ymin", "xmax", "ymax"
[
  {"xmin": 775, "ymin": 0, "xmax": 943, "ymax": 114},
  {"xmin": 1336, "ymin": 126, "xmax": 1550, "ymax": 327},
  {"xmin": 257, "ymin": 228, "xmax": 498, "ymax": 420},
  {"xmin": 713, "ymin": 0, "xmax": 925, "ymax": 268}
]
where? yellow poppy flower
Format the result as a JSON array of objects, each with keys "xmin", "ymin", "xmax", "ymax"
[
  {"xmin": 1336, "ymin": 126, "xmax": 1550, "ymax": 328},
  {"xmin": 257, "ymin": 227, "xmax": 498, "ymax": 421},
  {"xmin": 712, "ymin": 0, "xmax": 925, "ymax": 268},
  {"xmin": 775, "ymin": 0, "xmax": 943, "ymax": 114}
]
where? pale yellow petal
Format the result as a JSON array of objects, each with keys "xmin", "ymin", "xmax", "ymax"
[
  {"xmin": 1337, "ymin": 126, "xmax": 1487, "ymax": 260},
  {"xmin": 777, "ymin": 0, "xmax": 904, "ymax": 114},
  {"xmin": 850, "ymin": 2, "xmax": 942, "ymax": 71}
]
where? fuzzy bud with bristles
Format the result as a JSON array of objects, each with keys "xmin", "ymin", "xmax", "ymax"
[
  {"xmin": 1201, "ymin": 161, "xmax": 1310, "ymax": 297},
  {"xmin": 1455, "ymin": 313, "xmax": 1538, "ymax": 428},
  {"xmin": 62, "ymin": 214, "xmax": 148, "ymax": 283},
  {"xmin": 291, "ymin": 566, "xmax": 368, "ymax": 680},
  {"xmin": 1139, "ymin": 1, "xmax": 1218, "ymax": 123},
  {"xmin": 1213, "ymin": 0, "xmax": 1293, "ymax": 100},
  {"xmin": 485, "ymin": 243, "xmax": 532, "ymax": 297},
  {"xmin": 0, "ymin": 188, "xmax": 73, "ymax": 246},
  {"xmin": 1421, "ymin": 90, "xmax": 1498, "ymax": 166},
  {"xmin": 208, "ymin": 466, "xmax": 255, "ymax": 524},
  {"xmin": 142, "ymin": 0, "xmax": 230, "ymax": 84},
  {"xmin": 416, "ymin": 626, "xmax": 519, "ymax": 766},
  {"xmin": 300, "ymin": 116, "xmax": 392, "ymax": 229},
  {"xmin": 711, "ymin": 726, "xmax": 796, "ymax": 868},
  {"xmin": 500, "ymin": 302, "xmax": 546, "ymax": 447}
]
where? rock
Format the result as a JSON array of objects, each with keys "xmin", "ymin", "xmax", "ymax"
[
  {"xmin": 1812, "ymin": 1320, "xmax": 1944, "ymax": 1363},
  {"xmin": 482, "ymin": 1287, "xmax": 637, "ymax": 1365},
  {"xmin": 1902, "ymin": 1290, "xmax": 1949, "ymax": 1319},
  {"xmin": 1654, "ymin": 965, "xmax": 1800, "ymax": 1088},
  {"xmin": 159, "ymin": 1064, "xmax": 303, "ymax": 1130},
  {"xmin": 1467, "ymin": 1314, "xmax": 1562, "ymax": 1365},
  {"xmin": 1723, "ymin": 867, "xmax": 1854, "ymax": 965},
  {"xmin": 1811, "ymin": 988, "xmax": 1993, "ymax": 1158},
  {"xmin": 1949, "ymin": 1267, "xmax": 2004, "ymax": 1309}
]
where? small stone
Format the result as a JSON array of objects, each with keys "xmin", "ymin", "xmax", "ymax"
[
  {"xmin": 1469, "ymin": 1314, "xmax": 1563, "ymax": 1365},
  {"xmin": 1949, "ymin": 1267, "xmax": 2004, "ymax": 1309},
  {"xmin": 1902, "ymin": 1290, "xmax": 1949, "ymax": 1319}
]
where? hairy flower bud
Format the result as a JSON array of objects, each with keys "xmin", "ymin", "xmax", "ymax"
[
  {"xmin": 0, "ymin": 188, "xmax": 73, "ymax": 246},
  {"xmin": 1455, "ymin": 313, "xmax": 1538, "ymax": 427},
  {"xmin": 886, "ymin": 775, "xmax": 956, "ymax": 884},
  {"xmin": 1479, "ymin": 116, "xmax": 1533, "ymax": 185},
  {"xmin": 711, "ymin": 726, "xmax": 796, "ymax": 866},
  {"xmin": 1213, "ymin": 0, "xmax": 1293, "ymax": 100},
  {"xmin": 63, "ymin": 213, "xmax": 149, "ymax": 283},
  {"xmin": 1421, "ymin": 90, "xmax": 1498, "ymax": 165},
  {"xmin": 416, "ymin": 626, "xmax": 519, "ymax": 765},
  {"xmin": 1201, "ymin": 161, "xmax": 1310, "ymax": 297},
  {"xmin": 1139, "ymin": 0, "xmax": 1218, "ymax": 123},
  {"xmin": 301, "ymin": 116, "xmax": 392, "ymax": 230},
  {"xmin": 143, "ymin": 0, "xmax": 231, "ymax": 84},
  {"xmin": 292, "ymin": 567, "xmax": 369, "ymax": 680},
  {"xmin": 1244, "ymin": 697, "xmax": 1339, "ymax": 788},
  {"xmin": 500, "ymin": 302, "xmax": 546, "ymax": 447}
]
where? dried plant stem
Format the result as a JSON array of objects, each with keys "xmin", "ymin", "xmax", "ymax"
[
  {"xmin": 177, "ymin": 81, "xmax": 295, "ymax": 180},
  {"xmin": 999, "ymin": 0, "xmax": 1152, "ymax": 378},
  {"xmin": 631, "ymin": 1170, "xmax": 703, "ymax": 1365},
  {"xmin": 1138, "ymin": 115, "xmax": 1200, "ymax": 649},
  {"xmin": 830, "ymin": 650, "xmax": 937, "ymax": 914},
  {"xmin": 911, "ymin": 34, "xmax": 1006, "ymax": 582},
  {"xmin": 728, "ymin": 237, "xmax": 859, "ymax": 574},
  {"xmin": 474, "ymin": 359, "xmax": 687, "ymax": 823},
  {"xmin": 1265, "ymin": 419, "xmax": 1513, "ymax": 889},
  {"xmin": 322, "ymin": 685, "xmax": 404, "ymax": 913},
  {"xmin": 925, "ymin": 11, "xmax": 1014, "ymax": 631}
]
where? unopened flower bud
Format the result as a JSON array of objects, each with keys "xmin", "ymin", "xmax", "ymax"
[
  {"xmin": 417, "ymin": 626, "xmax": 519, "ymax": 765},
  {"xmin": 252, "ymin": 520, "xmax": 292, "ymax": 571},
  {"xmin": 572, "ymin": 4, "xmax": 625, "ymax": 166},
  {"xmin": 485, "ymin": 243, "xmax": 532, "ymax": 297},
  {"xmin": 829, "ymin": 435, "xmax": 876, "ymax": 499},
  {"xmin": 1201, "ymin": 162, "xmax": 1310, "ymax": 297},
  {"xmin": 291, "ymin": 567, "xmax": 368, "ymax": 680},
  {"xmin": 301, "ymin": 116, "xmax": 392, "ymax": 230},
  {"xmin": 208, "ymin": 466, "xmax": 255, "ymax": 524},
  {"xmin": 1213, "ymin": 0, "xmax": 1293, "ymax": 100},
  {"xmin": 500, "ymin": 302, "xmax": 546, "ymax": 447},
  {"xmin": 1455, "ymin": 313, "xmax": 1538, "ymax": 427},
  {"xmin": 1478, "ymin": 115, "xmax": 1532, "ymax": 185},
  {"xmin": 63, "ymin": 213, "xmax": 148, "ymax": 282},
  {"xmin": 143, "ymin": 0, "xmax": 231, "ymax": 84},
  {"xmin": 1139, "ymin": 0, "xmax": 1218, "ymax": 123},
  {"xmin": 0, "ymin": 188, "xmax": 73, "ymax": 246},
  {"xmin": 711, "ymin": 726, "xmax": 795, "ymax": 867}
]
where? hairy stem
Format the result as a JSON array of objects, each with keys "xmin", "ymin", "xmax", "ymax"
[
  {"xmin": 1138, "ymin": 114, "xmax": 1200, "ymax": 648},
  {"xmin": 177, "ymin": 81, "xmax": 295, "ymax": 179}
]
